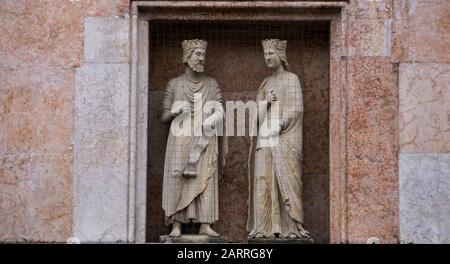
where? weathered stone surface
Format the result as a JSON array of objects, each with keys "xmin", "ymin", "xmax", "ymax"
[
  {"xmin": 348, "ymin": 0, "xmax": 392, "ymax": 19},
  {"xmin": 0, "ymin": 0, "xmax": 130, "ymax": 67},
  {"xmin": 347, "ymin": 18, "xmax": 391, "ymax": 57},
  {"xmin": 400, "ymin": 154, "xmax": 450, "ymax": 244},
  {"xmin": 329, "ymin": 58, "xmax": 345, "ymax": 243},
  {"xmin": 0, "ymin": 0, "xmax": 131, "ymax": 243},
  {"xmin": 330, "ymin": 13, "xmax": 347, "ymax": 59},
  {"xmin": 346, "ymin": 57, "xmax": 399, "ymax": 243},
  {"xmin": 83, "ymin": 0, "xmax": 130, "ymax": 17},
  {"xmin": 134, "ymin": 19, "xmax": 150, "ymax": 243},
  {"xmin": 216, "ymin": 91, "xmax": 256, "ymax": 243},
  {"xmin": 391, "ymin": 0, "xmax": 409, "ymax": 62},
  {"xmin": 73, "ymin": 63, "xmax": 130, "ymax": 242},
  {"xmin": 392, "ymin": 0, "xmax": 450, "ymax": 63},
  {"xmin": 1, "ymin": 0, "xmax": 447, "ymax": 245},
  {"xmin": 84, "ymin": 17, "xmax": 130, "ymax": 63},
  {"xmin": 0, "ymin": 0, "xmax": 83, "ymax": 68},
  {"xmin": 391, "ymin": 17, "xmax": 409, "ymax": 63},
  {"xmin": 0, "ymin": 155, "xmax": 72, "ymax": 242},
  {"xmin": 406, "ymin": 0, "xmax": 450, "ymax": 62},
  {"xmin": 0, "ymin": 67, "xmax": 74, "ymax": 155},
  {"xmin": 399, "ymin": 63, "xmax": 450, "ymax": 153}
]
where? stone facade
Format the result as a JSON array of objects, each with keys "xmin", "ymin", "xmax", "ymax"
[
  {"xmin": 0, "ymin": 0, "xmax": 448, "ymax": 243},
  {"xmin": 0, "ymin": 0, "xmax": 130, "ymax": 242}
]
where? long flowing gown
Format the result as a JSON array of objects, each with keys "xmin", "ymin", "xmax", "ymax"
[
  {"xmin": 162, "ymin": 74, "xmax": 226, "ymax": 225},
  {"xmin": 247, "ymin": 71, "xmax": 305, "ymax": 238}
]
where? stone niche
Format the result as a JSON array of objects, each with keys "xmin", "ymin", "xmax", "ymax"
[
  {"xmin": 128, "ymin": 1, "xmax": 354, "ymax": 244},
  {"xmin": 146, "ymin": 21, "xmax": 330, "ymax": 243}
]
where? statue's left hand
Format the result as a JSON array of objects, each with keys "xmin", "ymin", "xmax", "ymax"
[{"xmin": 203, "ymin": 118, "xmax": 215, "ymax": 131}]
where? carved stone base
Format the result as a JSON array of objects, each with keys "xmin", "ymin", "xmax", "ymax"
[
  {"xmin": 248, "ymin": 237, "xmax": 314, "ymax": 244},
  {"xmin": 160, "ymin": 235, "xmax": 229, "ymax": 243}
]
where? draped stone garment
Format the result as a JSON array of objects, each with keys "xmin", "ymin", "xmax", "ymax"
[
  {"xmin": 162, "ymin": 74, "xmax": 226, "ymax": 225},
  {"xmin": 247, "ymin": 71, "xmax": 304, "ymax": 238}
]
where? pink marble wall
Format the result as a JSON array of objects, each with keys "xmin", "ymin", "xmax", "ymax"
[
  {"xmin": 345, "ymin": 57, "xmax": 399, "ymax": 243},
  {"xmin": 329, "ymin": 0, "xmax": 400, "ymax": 244},
  {"xmin": 1, "ymin": 0, "xmax": 448, "ymax": 243},
  {"xmin": 394, "ymin": 0, "xmax": 450, "ymax": 244},
  {"xmin": 0, "ymin": 0, "xmax": 129, "ymax": 242}
]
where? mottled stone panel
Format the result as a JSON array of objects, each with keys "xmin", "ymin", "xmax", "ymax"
[
  {"xmin": 0, "ymin": 156, "xmax": 30, "ymax": 241},
  {"xmin": 0, "ymin": 155, "xmax": 72, "ymax": 242},
  {"xmin": 84, "ymin": 17, "xmax": 130, "ymax": 63},
  {"xmin": 406, "ymin": 0, "xmax": 450, "ymax": 62},
  {"xmin": 400, "ymin": 154, "xmax": 450, "ymax": 243},
  {"xmin": 348, "ymin": 0, "xmax": 392, "ymax": 19},
  {"xmin": 399, "ymin": 63, "xmax": 450, "ymax": 153},
  {"xmin": 0, "ymin": 0, "xmax": 130, "ymax": 67},
  {"xmin": 391, "ymin": 0, "xmax": 409, "ymax": 62},
  {"xmin": 82, "ymin": 0, "xmax": 130, "ymax": 17},
  {"xmin": 346, "ymin": 57, "xmax": 399, "ymax": 243},
  {"xmin": 330, "ymin": 14, "xmax": 346, "ymax": 59},
  {"xmin": 0, "ymin": 0, "xmax": 131, "ymax": 243},
  {"xmin": 0, "ymin": 67, "xmax": 74, "ymax": 156},
  {"xmin": 74, "ymin": 63, "xmax": 130, "ymax": 242},
  {"xmin": 0, "ymin": 0, "xmax": 83, "ymax": 68},
  {"xmin": 392, "ymin": 0, "xmax": 450, "ymax": 63},
  {"xmin": 347, "ymin": 18, "xmax": 392, "ymax": 57},
  {"xmin": 329, "ymin": 57, "xmax": 348, "ymax": 243},
  {"xmin": 212, "ymin": 91, "xmax": 255, "ymax": 243},
  {"xmin": 134, "ymin": 19, "xmax": 150, "ymax": 243}
]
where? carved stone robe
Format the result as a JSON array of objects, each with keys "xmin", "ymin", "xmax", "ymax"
[
  {"xmin": 162, "ymin": 74, "xmax": 226, "ymax": 225},
  {"xmin": 247, "ymin": 71, "xmax": 304, "ymax": 238}
]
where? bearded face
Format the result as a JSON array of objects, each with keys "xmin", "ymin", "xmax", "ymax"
[{"xmin": 187, "ymin": 48, "xmax": 206, "ymax": 73}]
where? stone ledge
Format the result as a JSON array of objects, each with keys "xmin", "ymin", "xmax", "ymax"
[
  {"xmin": 248, "ymin": 237, "xmax": 314, "ymax": 244},
  {"xmin": 160, "ymin": 235, "xmax": 230, "ymax": 244}
]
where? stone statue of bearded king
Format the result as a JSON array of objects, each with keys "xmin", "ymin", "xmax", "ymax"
[
  {"xmin": 161, "ymin": 39, "xmax": 228, "ymax": 237},
  {"xmin": 247, "ymin": 39, "xmax": 311, "ymax": 240}
]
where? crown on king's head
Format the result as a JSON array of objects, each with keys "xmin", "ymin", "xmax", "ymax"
[
  {"xmin": 182, "ymin": 39, "xmax": 208, "ymax": 51},
  {"xmin": 262, "ymin": 39, "xmax": 287, "ymax": 51}
]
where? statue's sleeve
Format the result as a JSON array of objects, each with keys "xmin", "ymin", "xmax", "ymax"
[
  {"xmin": 161, "ymin": 80, "xmax": 175, "ymax": 124},
  {"xmin": 281, "ymin": 74, "xmax": 303, "ymax": 131},
  {"xmin": 213, "ymin": 81, "xmax": 224, "ymax": 104},
  {"xmin": 211, "ymin": 82, "xmax": 228, "ymax": 177},
  {"xmin": 255, "ymin": 78, "xmax": 269, "ymax": 128},
  {"xmin": 212, "ymin": 81, "xmax": 225, "ymax": 117}
]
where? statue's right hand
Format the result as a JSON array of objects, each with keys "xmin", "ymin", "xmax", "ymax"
[
  {"xmin": 170, "ymin": 104, "xmax": 189, "ymax": 117},
  {"xmin": 170, "ymin": 107, "xmax": 183, "ymax": 117},
  {"xmin": 265, "ymin": 89, "xmax": 277, "ymax": 103}
]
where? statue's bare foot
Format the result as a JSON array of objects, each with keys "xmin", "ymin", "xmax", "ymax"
[
  {"xmin": 255, "ymin": 233, "xmax": 265, "ymax": 239},
  {"xmin": 297, "ymin": 223, "xmax": 311, "ymax": 238},
  {"xmin": 288, "ymin": 233, "xmax": 298, "ymax": 239},
  {"xmin": 199, "ymin": 224, "xmax": 220, "ymax": 237},
  {"xmin": 169, "ymin": 221, "xmax": 181, "ymax": 237},
  {"xmin": 299, "ymin": 229, "xmax": 311, "ymax": 239},
  {"xmin": 300, "ymin": 230, "xmax": 310, "ymax": 238}
]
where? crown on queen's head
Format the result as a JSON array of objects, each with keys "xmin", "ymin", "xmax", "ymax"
[
  {"xmin": 182, "ymin": 39, "xmax": 208, "ymax": 51},
  {"xmin": 262, "ymin": 39, "xmax": 287, "ymax": 51}
]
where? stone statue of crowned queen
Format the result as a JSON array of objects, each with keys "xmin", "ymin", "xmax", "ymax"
[
  {"xmin": 247, "ymin": 39, "xmax": 312, "ymax": 242},
  {"xmin": 161, "ymin": 39, "xmax": 228, "ymax": 241}
]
